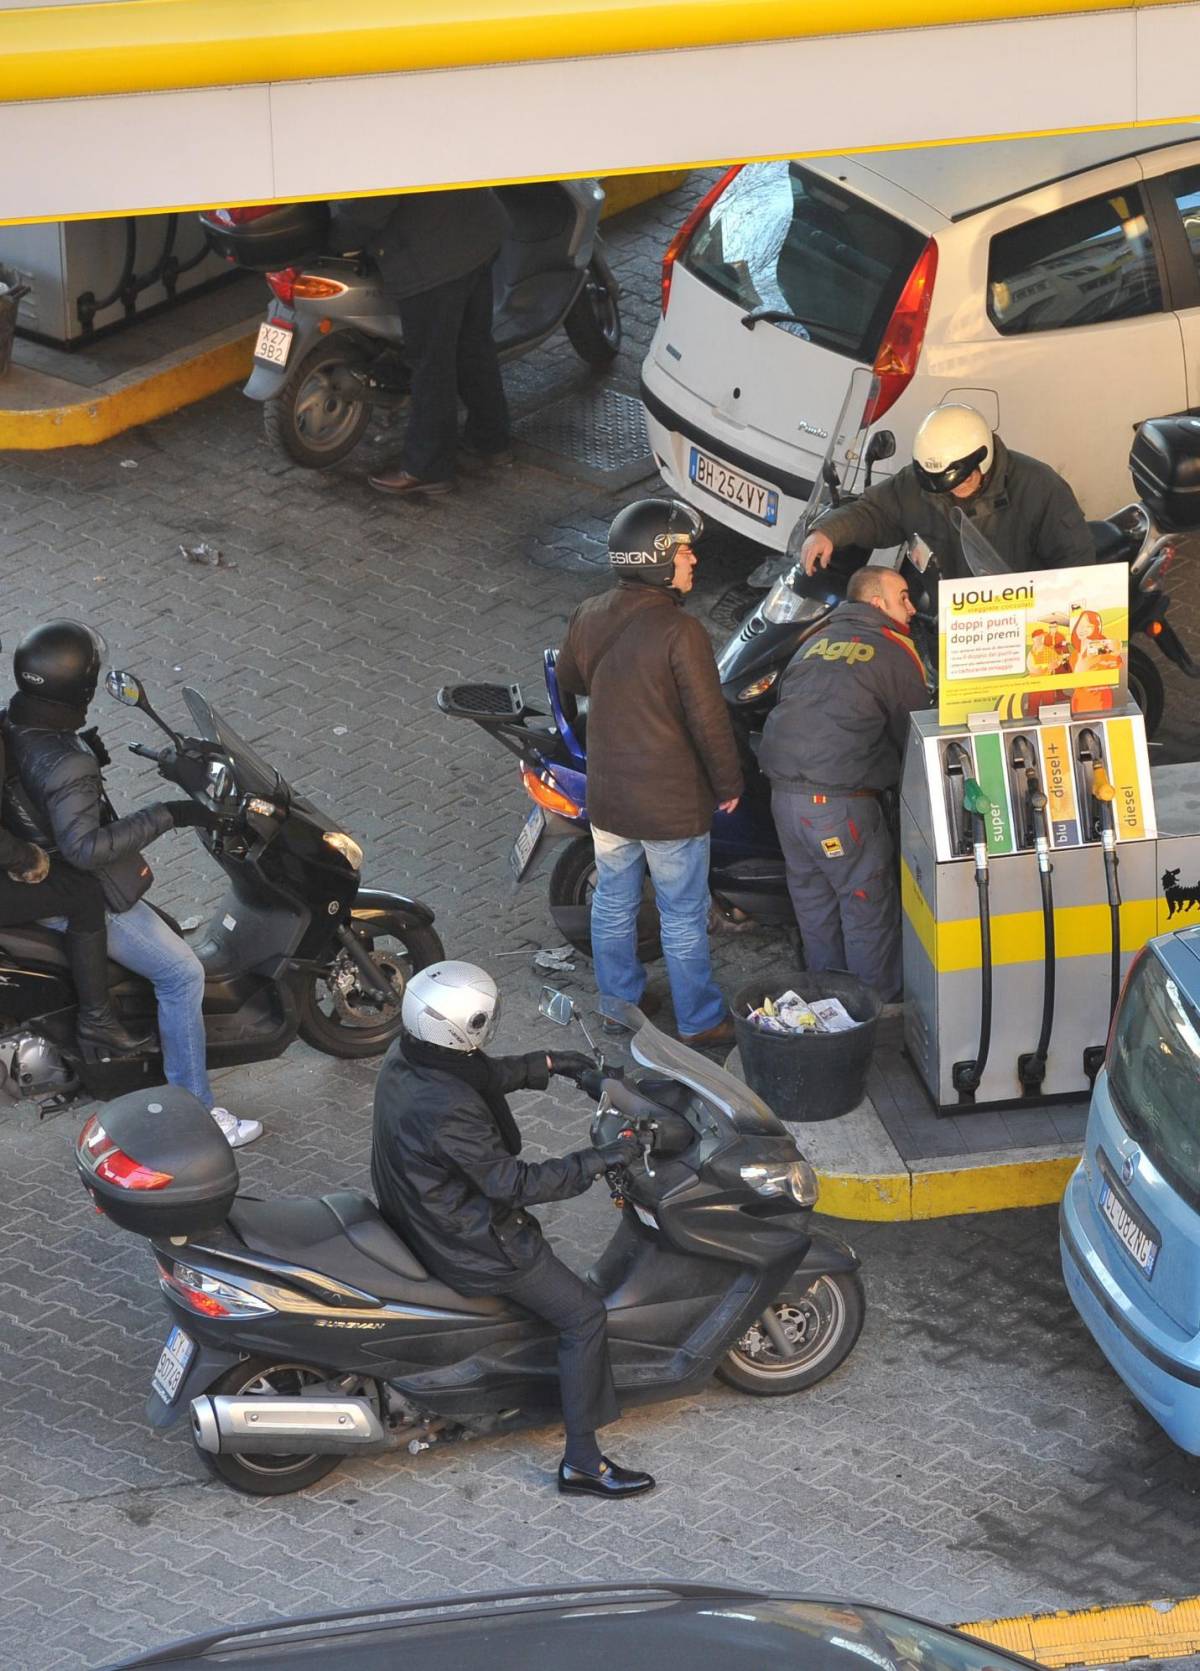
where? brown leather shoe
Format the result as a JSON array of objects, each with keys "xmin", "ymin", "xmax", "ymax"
[
  {"xmin": 680, "ymin": 1015, "xmax": 736, "ymax": 1050},
  {"xmin": 368, "ymin": 469, "xmax": 453, "ymax": 496}
]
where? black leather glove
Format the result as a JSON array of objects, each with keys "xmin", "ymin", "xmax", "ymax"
[
  {"xmin": 157, "ymin": 745, "xmax": 211, "ymax": 797},
  {"xmin": 596, "ymin": 1135, "xmax": 640, "ymax": 1170},
  {"xmin": 547, "ymin": 1051, "xmax": 594, "ymax": 1084},
  {"xmin": 164, "ymin": 801, "xmax": 223, "ymax": 831}
]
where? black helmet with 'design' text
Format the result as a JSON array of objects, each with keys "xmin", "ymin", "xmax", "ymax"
[
  {"xmin": 608, "ymin": 498, "xmax": 703, "ymax": 585},
  {"xmin": 13, "ymin": 620, "xmax": 108, "ymax": 708}
]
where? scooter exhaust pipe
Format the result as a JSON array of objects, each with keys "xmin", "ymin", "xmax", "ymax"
[{"xmin": 191, "ymin": 1395, "xmax": 396, "ymax": 1457}]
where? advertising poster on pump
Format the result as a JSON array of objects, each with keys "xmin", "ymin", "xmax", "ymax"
[{"xmin": 937, "ymin": 563, "xmax": 1129, "ymax": 726}]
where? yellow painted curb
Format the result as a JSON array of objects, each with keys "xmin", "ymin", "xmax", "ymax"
[
  {"xmin": 963, "ymin": 1594, "xmax": 1200, "ymax": 1667},
  {"xmin": 0, "ymin": 329, "xmax": 256, "ymax": 451},
  {"xmin": 813, "ymin": 1152, "xmax": 1077, "ymax": 1222}
]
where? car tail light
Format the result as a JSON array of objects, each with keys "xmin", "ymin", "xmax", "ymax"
[
  {"xmin": 78, "ymin": 1116, "xmax": 172, "ymax": 1190},
  {"xmin": 266, "ymin": 267, "xmax": 299, "ymax": 305},
  {"xmin": 863, "ymin": 238, "xmax": 939, "ymax": 425},
  {"xmin": 205, "ymin": 205, "xmax": 277, "ymax": 228},
  {"xmin": 521, "ymin": 765, "xmax": 582, "ymax": 818},
  {"xmin": 661, "ymin": 166, "xmax": 742, "ymax": 315}
]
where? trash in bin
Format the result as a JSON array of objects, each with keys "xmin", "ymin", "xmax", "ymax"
[{"xmin": 746, "ymin": 988, "xmax": 860, "ymax": 1035}]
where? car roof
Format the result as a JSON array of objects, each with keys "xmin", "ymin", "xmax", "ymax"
[{"xmin": 804, "ymin": 123, "xmax": 1200, "ymax": 225}]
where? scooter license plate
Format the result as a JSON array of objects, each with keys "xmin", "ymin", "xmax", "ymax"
[
  {"xmin": 254, "ymin": 321, "xmax": 293, "ymax": 368},
  {"xmin": 689, "ymin": 447, "xmax": 778, "ymax": 526},
  {"xmin": 511, "ymin": 806, "xmax": 546, "ymax": 881},
  {"xmin": 151, "ymin": 1325, "xmax": 196, "ymax": 1405}
]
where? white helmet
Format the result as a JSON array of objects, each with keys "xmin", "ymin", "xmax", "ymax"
[
  {"xmin": 912, "ymin": 405, "xmax": 994, "ymax": 494},
  {"xmin": 402, "ymin": 961, "xmax": 500, "ymax": 1052}
]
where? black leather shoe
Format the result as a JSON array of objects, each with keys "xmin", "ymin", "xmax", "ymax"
[{"xmin": 558, "ymin": 1457, "xmax": 656, "ymax": 1499}]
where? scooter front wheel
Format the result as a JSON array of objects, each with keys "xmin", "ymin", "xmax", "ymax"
[
  {"xmin": 716, "ymin": 1271, "xmax": 865, "ymax": 1396},
  {"xmin": 196, "ymin": 1359, "xmax": 348, "ymax": 1496},
  {"xmin": 263, "ymin": 340, "xmax": 373, "ymax": 469},
  {"xmin": 299, "ymin": 923, "xmax": 444, "ymax": 1058},
  {"xmin": 563, "ymin": 257, "xmax": 622, "ymax": 368}
]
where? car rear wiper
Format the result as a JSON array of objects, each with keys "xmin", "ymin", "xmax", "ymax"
[{"xmin": 739, "ymin": 306, "xmax": 854, "ymax": 344}]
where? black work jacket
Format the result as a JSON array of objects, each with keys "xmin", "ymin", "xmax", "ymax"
[
  {"xmin": 370, "ymin": 1043, "xmax": 604, "ymax": 1294},
  {"xmin": 0, "ymin": 729, "xmax": 41, "ymax": 875},
  {"xmin": 815, "ymin": 437, "xmax": 1095, "ymax": 578},
  {"xmin": 2, "ymin": 718, "xmax": 173, "ymax": 912},
  {"xmin": 335, "ymin": 188, "xmax": 508, "ymax": 301},
  {"xmin": 758, "ymin": 602, "xmax": 931, "ymax": 793}
]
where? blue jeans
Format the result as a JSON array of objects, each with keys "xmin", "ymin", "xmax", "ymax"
[
  {"xmin": 590, "ymin": 827, "xmax": 726, "ymax": 1038},
  {"xmin": 45, "ymin": 898, "xmax": 212, "ymax": 1105}
]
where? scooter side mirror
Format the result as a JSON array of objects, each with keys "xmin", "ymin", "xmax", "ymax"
[
  {"xmin": 539, "ymin": 987, "xmax": 575, "ymax": 1027},
  {"xmin": 106, "ymin": 668, "xmax": 146, "ymax": 709},
  {"xmin": 865, "ymin": 430, "xmax": 896, "ymax": 464}
]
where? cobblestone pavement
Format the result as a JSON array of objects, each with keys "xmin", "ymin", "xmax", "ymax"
[{"xmin": 0, "ymin": 178, "xmax": 1198, "ymax": 1669}]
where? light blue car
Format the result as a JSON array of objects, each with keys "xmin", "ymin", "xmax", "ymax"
[{"xmin": 1060, "ymin": 925, "xmax": 1200, "ymax": 1453}]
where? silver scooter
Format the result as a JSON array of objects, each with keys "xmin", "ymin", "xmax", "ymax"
[{"xmin": 201, "ymin": 182, "xmax": 621, "ymax": 469}]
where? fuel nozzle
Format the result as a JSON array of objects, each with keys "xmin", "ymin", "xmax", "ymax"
[
  {"xmin": 1009, "ymin": 734, "xmax": 1048, "ymax": 863},
  {"xmin": 962, "ymin": 777, "xmax": 991, "ymax": 874}
]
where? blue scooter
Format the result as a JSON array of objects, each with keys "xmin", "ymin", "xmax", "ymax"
[{"xmin": 437, "ymin": 652, "xmax": 794, "ymax": 959}]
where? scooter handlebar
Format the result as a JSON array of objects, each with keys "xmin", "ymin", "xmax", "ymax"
[{"xmin": 128, "ymin": 742, "xmax": 167, "ymax": 763}]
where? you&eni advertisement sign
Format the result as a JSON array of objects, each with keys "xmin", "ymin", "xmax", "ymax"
[{"xmin": 937, "ymin": 563, "xmax": 1129, "ymax": 726}]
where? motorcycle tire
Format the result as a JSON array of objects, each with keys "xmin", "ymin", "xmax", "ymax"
[
  {"xmin": 299, "ymin": 922, "xmax": 444, "ymax": 1058},
  {"xmin": 196, "ymin": 1358, "xmax": 349, "ymax": 1496},
  {"xmin": 716, "ymin": 1271, "xmax": 865, "ymax": 1396},
  {"xmin": 549, "ymin": 835, "xmax": 662, "ymax": 963},
  {"xmin": 563, "ymin": 258, "xmax": 622, "ymax": 368},
  {"xmin": 263, "ymin": 340, "xmax": 373, "ymax": 469},
  {"xmin": 1128, "ymin": 643, "xmax": 1165, "ymax": 740}
]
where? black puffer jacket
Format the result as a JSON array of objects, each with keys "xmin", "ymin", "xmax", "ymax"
[
  {"xmin": 371, "ymin": 1039, "xmax": 604, "ymax": 1294},
  {"xmin": 3, "ymin": 701, "xmax": 175, "ymax": 912}
]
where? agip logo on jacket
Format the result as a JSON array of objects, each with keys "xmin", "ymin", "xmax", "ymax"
[{"xmin": 803, "ymin": 637, "xmax": 876, "ymax": 665}]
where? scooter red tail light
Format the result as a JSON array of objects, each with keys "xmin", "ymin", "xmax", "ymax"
[
  {"xmin": 266, "ymin": 267, "xmax": 300, "ymax": 305},
  {"xmin": 156, "ymin": 1257, "xmax": 273, "ymax": 1319},
  {"xmin": 78, "ymin": 1116, "xmax": 172, "ymax": 1190}
]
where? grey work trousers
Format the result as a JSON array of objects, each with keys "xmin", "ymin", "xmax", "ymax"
[
  {"xmin": 771, "ymin": 789, "xmax": 901, "ymax": 1002},
  {"xmin": 492, "ymin": 1243, "xmax": 619, "ymax": 1438}
]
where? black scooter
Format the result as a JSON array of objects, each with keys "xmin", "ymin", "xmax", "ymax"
[
  {"xmin": 0, "ymin": 671, "xmax": 443, "ymax": 1112},
  {"xmin": 75, "ymin": 993, "xmax": 863, "ymax": 1497}
]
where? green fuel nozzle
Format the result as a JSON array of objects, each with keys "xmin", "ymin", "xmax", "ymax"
[{"xmin": 963, "ymin": 778, "xmax": 991, "ymax": 818}]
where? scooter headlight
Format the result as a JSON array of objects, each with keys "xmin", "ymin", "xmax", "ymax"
[
  {"xmin": 741, "ymin": 1159, "xmax": 819, "ymax": 1207},
  {"xmin": 323, "ymin": 831, "xmax": 364, "ymax": 871},
  {"xmin": 762, "ymin": 573, "xmax": 808, "ymax": 624},
  {"xmin": 736, "ymin": 671, "xmax": 779, "ymax": 703}
]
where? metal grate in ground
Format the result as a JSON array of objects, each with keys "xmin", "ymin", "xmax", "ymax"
[{"xmin": 514, "ymin": 384, "xmax": 655, "ymax": 487}]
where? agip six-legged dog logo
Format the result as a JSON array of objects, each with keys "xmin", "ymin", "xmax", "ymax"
[{"xmin": 1163, "ymin": 869, "xmax": 1200, "ymax": 918}]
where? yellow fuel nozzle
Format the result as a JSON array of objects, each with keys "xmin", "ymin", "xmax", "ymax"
[{"xmin": 1091, "ymin": 765, "xmax": 1116, "ymax": 804}]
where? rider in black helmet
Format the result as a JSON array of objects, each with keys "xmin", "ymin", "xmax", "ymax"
[
  {"xmin": 0, "ymin": 630, "xmax": 149, "ymax": 1061},
  {"xmin": 4, "ymin": 622, "xmax": 262, "ymax": 1148}
]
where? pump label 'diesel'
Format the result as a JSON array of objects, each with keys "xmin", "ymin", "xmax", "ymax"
[
  {"xmin": 1104, "ymin": 716, "xmax": 1151, "ymax": 842},
  {"xmin": 970, "ymin": 731, "xmax": 1017, "ymax": 856},
  {"xmin": 1037, "ymin": 725, "xmax": 1080, "ymax": 847}
]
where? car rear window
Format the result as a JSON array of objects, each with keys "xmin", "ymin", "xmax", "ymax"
[
  {"xmin": 987, "ymin": 186, "xmax": 1162, "ymax": 335},
  {"xmin": 1107, "ymin": 951, "xmax": 1200, "ymax": 1209},
  {"xmin": 681, "ymin": 162, "xmax": 926, "ymax": 360}
]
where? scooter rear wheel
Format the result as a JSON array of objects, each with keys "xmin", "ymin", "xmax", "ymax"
[
  {"xmin": 196, "ymin": 1359, "xmax": 349, "ymax": 1496},
  {"xmin": 549, "ymin": 836, "xmax": 662, "ymax": 962},
  {"xmin": 716, "ymin": 1271, "xmax": 865, "ymax": 1396},
  {"xmin": 299, "ymin": 923, "xmax": 444, "ymax": 1058},
  {"xmin": 263, "ymin": 340, "xmax": 373, "ymax": 469},
  {"xmin": 563, "ymin": 257, "xmax": 622, "ymax": 368}
]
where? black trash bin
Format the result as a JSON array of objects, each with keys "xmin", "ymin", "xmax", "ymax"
[{"xmin": 732, "ymin": 968, "xmax": 881, "ymax": 1122}]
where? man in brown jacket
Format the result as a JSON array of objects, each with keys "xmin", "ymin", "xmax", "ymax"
[{"xmin": 556, "ymin": 499, "xmax": 743, "ymax": 1048}]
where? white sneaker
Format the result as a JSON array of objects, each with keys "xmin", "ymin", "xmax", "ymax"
[{"xmin": 209, "ymin": 1106, "xmax": 263, "ymax": 1149}]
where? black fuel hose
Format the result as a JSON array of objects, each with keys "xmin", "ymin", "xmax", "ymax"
[
  {"xmin": 1011, "ymin": 736, "xmax": 1055, "ymax": 1093},
  {"xmin": 952, "ymin": 778, "xmax": 993, "ymax": 1101}
]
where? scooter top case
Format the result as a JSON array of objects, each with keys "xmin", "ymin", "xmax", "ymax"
[{"xmin": 76, "ymin": 1086, "xmax": 237, "ymax": 1238}]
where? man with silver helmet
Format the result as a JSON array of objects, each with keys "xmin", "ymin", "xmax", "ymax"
[
  {"xmin": 555, "ymin": 498, "xmax": 743, "ymax": 1051},
  {"xmin": 801, "ymin": 404, "xmax": 1094, "ymax": 580},
  {"xmin": 370, "ymin": 960, "xmax": 654, "ymax": 1499}
]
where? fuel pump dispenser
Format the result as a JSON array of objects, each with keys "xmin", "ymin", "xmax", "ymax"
[{"xmin": 900, "ymin": 702, "xmax": 1200, "ymax": 1111}]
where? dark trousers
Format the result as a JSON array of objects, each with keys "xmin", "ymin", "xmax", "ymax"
[
  {"xmin": 396, "ymin": 259, "xmax": 510, "ymax": 482},
  {"xmin": 771, "ymin": 789, "xmax": 902, "ymax": 1002},
  {"xmin": 0, "ymin": 856, "xmax": 105, "ymax": 932},
  {"xmin": 493, "ymin": 1243, "xmax": 619, "ymax": 1439}
]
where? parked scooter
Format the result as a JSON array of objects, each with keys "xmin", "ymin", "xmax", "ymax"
[
  {"xmin": 200, "ymin": 182, "xmax": 621, "ymax": 469},
  {"xmin": 0, "ymin": 672, "xmax": 442, "ymax": 1112},
  {"xmin": 75, "ymin": 991, "xmax": 863, "ymax": 1497}
]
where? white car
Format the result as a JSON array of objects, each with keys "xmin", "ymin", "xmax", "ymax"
[{"xmin": 641, "ymin": 125, "xmax": 1200, "ymax": 554}]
